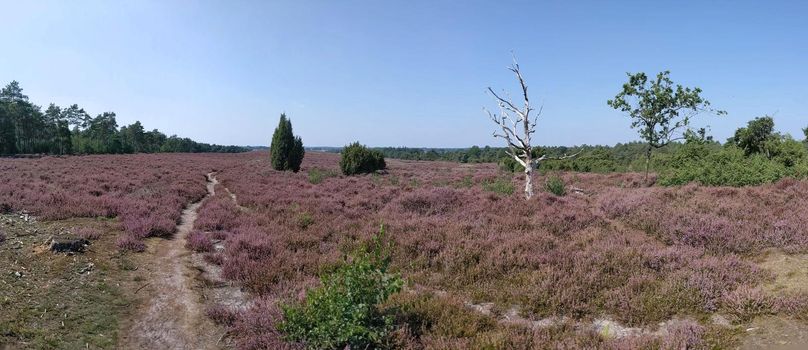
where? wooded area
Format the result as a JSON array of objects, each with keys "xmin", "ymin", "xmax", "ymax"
[{"xmin": 0, "ymin": 81, "xmax": 248, "ymax": 155}]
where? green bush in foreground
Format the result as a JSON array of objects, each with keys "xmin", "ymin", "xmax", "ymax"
[
  {"xmin": 279, "ymin": 226, "xmax": 403, "ymax": 349},
  {"xmin": 340, "ymin": 142, "xmax": 386, "ymax": 175},
  {"xmin": 544, "ymin": 175, "xmax": 566, "ymax": 196}
]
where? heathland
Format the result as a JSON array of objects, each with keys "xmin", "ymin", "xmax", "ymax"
[{"xmin": 3, "ymin": 151, "xmax": 808, "ymax": 349}]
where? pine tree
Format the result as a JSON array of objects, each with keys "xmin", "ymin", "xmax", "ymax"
[{"xmin": 270, "ymin": 113, "xmax": 304, "ymax": 172}]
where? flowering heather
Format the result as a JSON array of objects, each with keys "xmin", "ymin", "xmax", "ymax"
[
  {"xmin": 7, "ymin": 151, "xmax": 807, "ymax": 347},
  {"xmin": 0, "ymin": 153, "xmax": 252, "ymax": 249},
  {"xmin": 116, "ymin": 233, "xmax": 146, "ymax": 253},
  {"xmin": 186, "ymin": 230, "xmax": 213, "ymax": 253},
  {"xmin": 184, "ymin": 152, "xmax": 808, "ymax": 347}
]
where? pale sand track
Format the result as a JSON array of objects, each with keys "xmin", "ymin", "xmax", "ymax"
[{"xmin": 121, "ymin": 173, "xmax": 222, "ymax": 350}]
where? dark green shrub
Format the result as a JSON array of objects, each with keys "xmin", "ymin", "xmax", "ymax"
[
  {"xmin": 498, "ymin": 156, "xmax": 524, "ymax": 173},
  {"xmin": 270, "ymin": 113, "xmax": 305, "ymax": 172},
  {"xmin": 544, "ymin": 175, "xmax": 566, "ymax": 196},
  {"xmin": 279, "ymin": 226, "xmax": 404, "ymax": 349},
  {"xmin": 340, "ymin": 142, "xmax": 386, "ymax": 175},
  {"xmin": 658, "ymin": 146, "xmax": 789, "ymax": 187}
]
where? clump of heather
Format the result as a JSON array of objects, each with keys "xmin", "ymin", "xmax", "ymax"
[
  {"xmin": 0, "ymin": 231, "xmax": 6, "ymax": 245},
  {"xmin": 204, "ymin": 252, "xmax": 225, "ymax": 265},
  {"xmin": 116, "ymin": 234, "xmax": 146, "ymax": 252},
  {"xmin": 74, "ymin": 227, "xmax": 102, "ymax": 240},
  {"xmin": 722, "ymin": 286, "xmax": 774, "ymax": 322},
  {"xmin": 206, "ymin": 304, "xmax": 239, "ymax": 326},
  {"xmin": 194, "ymin": 193, "xmax": 239, "ymax": 231},
  {"xmin": 186, "ymin": 231, "xmax": 213, "ymax": 253}
]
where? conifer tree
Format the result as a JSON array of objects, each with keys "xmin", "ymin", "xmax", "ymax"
[{"xmin": 270, "ymin": 113, "xmax": 304, "ymax": 172}]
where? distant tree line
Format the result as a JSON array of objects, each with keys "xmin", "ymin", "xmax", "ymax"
[
  {"xmin": 0, "ymin": 81, "xmax": 248, "ymax": 155},
  {"xmin": 373, "ymin": 116, "xmax": 808, "ymax": 187}
]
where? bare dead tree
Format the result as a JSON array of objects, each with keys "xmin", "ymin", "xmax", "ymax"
[{"xmin": 484, "ymin": 57, "xmax": 578, "ymax": 200}]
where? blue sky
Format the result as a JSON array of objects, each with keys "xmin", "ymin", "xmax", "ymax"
[{"xmin": 2, "ymin": 0, "xmax": 806, "ymax": 147}]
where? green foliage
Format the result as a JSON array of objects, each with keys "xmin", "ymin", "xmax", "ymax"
[
  {"xmin": 308, "ymin": 168, "xmax": 339, "ymax": 184},
  {"xmin": 482, "ymin": 177, "xmax": 515, "ymax": 195},
  {"xmin": 803, "ymin": 126, "xmax": 808, "ymax": 143},
  {"xmin": 658, "ymin": 146, "xmax": 790, "ymax": 187},
  {"xmin": 728, "ymin": 116, "xmax": 777, "ymax": 156},
  {"xmin": 498, "ymin": 156, "xmax": 525, "ymax": 173},
  {"xmin": 608, "ymin": 71, "xmax": 724, "ymax": 180},
  {"xmin": 544, "ymin": 175, "xmax": 566, "ymax": 196},
  {"xmin": 270, "ymin": 114, "xmax": 305, "ymax": 172},
  {"xmin": 279, "ymin": 225, "xmax": 404, "ymax": 350},
  {"xmin": 340, "ymin": 142, "xmax": 386, "ymax": 175}
]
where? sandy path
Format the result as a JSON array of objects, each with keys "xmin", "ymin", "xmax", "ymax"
[{"xmin": 121, "ymin": 173, "xmax": 221, "ymax": 350}]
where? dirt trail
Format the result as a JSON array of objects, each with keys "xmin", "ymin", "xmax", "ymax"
[{"xmin": 121, "ymin": 173, "xmax": 222, "ymax": 350}]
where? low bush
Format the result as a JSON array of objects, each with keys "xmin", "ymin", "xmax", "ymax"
[
  {"xmin": 544, "ymin": 175, "xmax": 566, "ymax": 196},
  {"xmin": 658, "ymin": 144, "xmax": 807, "ymax": 187},
  {"xmin": 340, "ymin": 142, "xmax": 386, "ymax": 175},
  {"xmin": 498, "ymin": 156, "xmax": 524, "ymax": 173},
  {"xmin": 482, "ymin": 177, "xmax": 515, "ymax": 195},
  {"xmin": 278, "ymin": 226, "xmax": 404, "ymax": 349}
]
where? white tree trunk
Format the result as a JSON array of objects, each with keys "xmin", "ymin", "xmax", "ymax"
[{"xmin": 524, "ymin": 165, "xmax": 534, "ymax": 200}]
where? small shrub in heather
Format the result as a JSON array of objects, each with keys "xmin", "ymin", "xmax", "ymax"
[
  {"xmin": 482, "ymin": 176, "xmax": 514, "ymax": 195},
  {"xmin": 296, "ymin": 212, "xmax": 314, "ymax": 230},
  {"xmin": 278, "ymin": 226, "xmax": 404, "ymax": 349},
  {"xmin": 339, "ymin": 142, "xmax": 386, "ymax": 175},
  {"xmin": 722, "ymin": 286, "xmax": 773, "ymax": 322},
  {"xmin": 661, "ymin": 319, "xmax": 705, "ymax": 350},
  {"xmin": 116, "ymin": 234, "xmax": 146, "ymax": 252},
  {"xmin": 186, "ymin": 231, "xmax": 213, "ymax": 253},
  {"xmin": 544, "ymin": 175, "xmax": 566, "ymax": 196}
]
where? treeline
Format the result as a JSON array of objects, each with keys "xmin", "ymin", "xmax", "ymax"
[
  {"xmin": 376, "ymin": 117, "xmax": 808, "ymax": 186},
  {"xmin": 0, "ymin": 81, "xmax": 248, "ymax": 155},
  {"xmin": 375, "ymin": 143, "xmax": 672, "ymax": 170}
]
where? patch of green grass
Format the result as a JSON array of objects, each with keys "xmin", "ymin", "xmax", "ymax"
[
  {"xmin": 482, "ymin": 177, "xmax": 515, "ymax": 196},
  {"xmin": 453, "ymin": 175, "xmax": 474, "ymax": 189},
  {"xmin": 0, "ymin": 216, "xmax": 134, "ymax": 349},
  {"xmin": 308, "ymin": 168, "xmax": 339, "ymax": 184},
  {"xmin": 297, "ymin": 211, "xmax": 315, "ymax": 229}
]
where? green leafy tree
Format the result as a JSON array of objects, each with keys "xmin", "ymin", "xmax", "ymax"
[
  {"xmin": 728, "ymin": 116, "xmax": 777, "ymax": 157},
  {"xmin": 608, "ymin": 71, "xmax": 725, "ymax": 183},
  {"xmin": 270, "ymin": 113, "xmax": 305, "ymax": 172}
]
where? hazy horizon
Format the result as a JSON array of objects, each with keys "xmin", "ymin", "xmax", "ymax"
[{"xmin": 2, "ymin": 0, "xmax": 806, "ymax": 148}]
